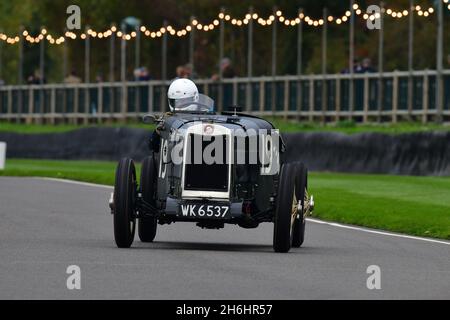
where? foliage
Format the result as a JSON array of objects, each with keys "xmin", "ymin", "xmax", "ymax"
[{"xmin": 0, "ymin": 0, "xmax": 449, "ymax": 84}]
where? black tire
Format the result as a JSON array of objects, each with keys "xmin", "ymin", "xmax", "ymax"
[
  {"xmin": 273, "ymin": 163, "xmax": 297, "ymax": 253},
  {"xmin": 292, "ymin": 162, "xmax": 307, "ymax": 248},
  {"xmin": 138, "ymin": 155, "xmax": 158, "ymax": 242},
  {"xmin": 113, "ymin": 158, "xmax": 137, "ymax": 248}
]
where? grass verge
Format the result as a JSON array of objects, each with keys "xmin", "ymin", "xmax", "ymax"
[
  {"xmin": 1, "ymin": 119, "xmax": 449, "ymax": 135},
  {"xmin": 0, "ymin": 159, "xmax": 449, "ymax": 240}
]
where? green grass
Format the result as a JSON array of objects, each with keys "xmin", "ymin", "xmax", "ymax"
[
  {"xmin": 0, "ymin": 159, "xmax": 122, "ymax": 186},
  {"xmin": 1, "ymin": 119, "xmax": 449, "ymax": 135},
  {"xmin": 1, "ymin": 159, "xmax": 449, "ymax": 240},
  {"xmin": 309, "ymin": 172, "xmax": 450, "ymax": 240},
  {"xmin": 0, "ymin": 122, "xmax": 155, "ymax": 134}
]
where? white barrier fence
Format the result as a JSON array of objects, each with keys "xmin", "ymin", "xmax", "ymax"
[{"xmin": 0, "ymin": 69, "xmax": 449, "ymax": 124}]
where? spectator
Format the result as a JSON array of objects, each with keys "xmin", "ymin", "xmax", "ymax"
[
  {"xmin": 139, "ymin": 67, "xmax": 151, "ymax": 81},
  {"xmin": 27, "ymin": 70, "xmax": 44, "ymax": 84},
  {"xmin": 359, "ymin": 58, "xmax": 376, "ymax": 73},
  {"xmin": 353, "ymin": 59, "xmax": 363, "ymax": 73},
  {"xmin": 134, "ymin": 67, "xmax": 151, "ymax": 81},
  {"xmin": 95, "ymin": 73, "xmax": 104, "ymax": 83},
  {"xmin": 184, "ymin": 63, "xmax": 197, "ymax": 79},
  {"xmin": 211, "ymin": 57, "xmax": 235, "ymax": 81},
  {"xmin": 340, "ymin": 59, "xmax": 361, "ymax": 74},
  {"xmin": 133, "ymin": 68, "xmax": 140, "ymax": 81},
  {"xmin": 64, "ymin": 70, "xmax": 82, "ymax": 84},
  {"xmin": 221, "ymin": 57, "xmax": 235, "ymax": 78},
  {"xmin": 176, "ymin": 65, "xmax": 188, "ymax": 78}
]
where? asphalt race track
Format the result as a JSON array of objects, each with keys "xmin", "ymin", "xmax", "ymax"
[{"xmin": 0, "ymin": 177, "xmax": 449, "ymax": 300}]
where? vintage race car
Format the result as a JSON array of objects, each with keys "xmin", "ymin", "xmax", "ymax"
[{"xmin": 109, "ymin": 94, "xmax": 314, "ymax": 252}]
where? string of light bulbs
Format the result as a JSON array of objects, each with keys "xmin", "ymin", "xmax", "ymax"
[{"xmin": 0, "ymin": 1, "xmax": 447, "ymax": 45}]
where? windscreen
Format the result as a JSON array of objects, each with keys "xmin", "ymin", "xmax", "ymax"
[{"xmin": 169, "ymin": 94, "xmax": 215, "ymax": 113}]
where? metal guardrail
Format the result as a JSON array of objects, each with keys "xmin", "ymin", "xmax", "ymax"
[{"xmin": 0, "ymin": 69, "xmax": 449, "ymax": 124}]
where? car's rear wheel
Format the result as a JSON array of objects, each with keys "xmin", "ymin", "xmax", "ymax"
[
  {"xmin": 113, "ymin": 158, "xmax": 137, "ymax": 248},
  {"xmin": 273, "ymin": 163, "xmax": 297, "ymax": 253},
  {"xmin": 292, "ymin": 162, "xmax": 307, "ymax": 248},
  {"xmin": 138, "ymin": 155, "xmax": 158, "ymax": 242}
]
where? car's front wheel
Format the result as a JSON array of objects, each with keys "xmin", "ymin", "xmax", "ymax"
[
  {"xmin": 273, "ymin": 163, "xmax": 297, "ymax": 253},
  {"xmin": 138, "ymin": 155, "xmax": 158, "ymax": 242},
  {"xmin": 113, "ymin": 158, "xmax": 137, "ymax": 248}
]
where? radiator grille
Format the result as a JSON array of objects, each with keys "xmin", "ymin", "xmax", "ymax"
[{"xmin": 184, "ymin": 133, "xmax": 229, "ymax": 192}]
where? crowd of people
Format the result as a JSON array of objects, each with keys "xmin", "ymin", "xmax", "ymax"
[
  {"xmin": 134, "ymin": 67, "xmax": 151, "ymax": 81},
  {"xmin": 341, "ymin": 57, "xmax": 376, "ymax": 74},
  {"xmin": 175, "ymin": 58, "xmax": 235, "ymax": 81},
  {"xmin": 27, "ymin": 70, "xmax": 46, "ymax": 85},
  {"xmin": 28, "ymin": 56, "xmax": 372, "ymax": 86}
]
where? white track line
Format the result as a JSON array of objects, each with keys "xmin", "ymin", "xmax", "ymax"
[
  {"xmin": 306, "ymin": 218, "xmax": 450, "ymax": 246},
  {"xmin": 37, "ymin": 177, "xmax": 113, "ymax": 190},
  {"xmin": 35, "ymin": 177, "xmax": 450, "ymax": 246}
]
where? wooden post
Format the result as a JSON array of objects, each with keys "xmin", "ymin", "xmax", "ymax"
[
  {"xmin": 27, "ymin": 87, "xmax": 34, "ymax": 124},
  {"xmin": 232, "ymin": 79, "xmax": 238, "ymax": 107},
  {"xmin": 50, "ymin": 87, "xmax": 56, "ymax": 125},
  {"xmin": 74, "ymin": 87, "xmax": 79, "ymax": 124},
  {"xmin": 335, "ymin": 78, "xmax": 341, "ymax": 122},
  {"xmin": 363, "ymin": 77, "xmax": 369, "ymax": 123},
  {"xmin": 218, "ymin": 8, "xmax": 225, "ymax": 112},
  {"xmin": 377, "ymin": 2, "xmax": 384, "ymax": 122},
  {"xmin": 246, "ymin": 6, "xmax": 254, "ymax": 112},
  {"xmin": 120, "ymin": 24, "xmax": 127, "ymax": 122},
  {"xmin": 435, "ymin": 0, "xmax": 444, "ymax": 123},
  {"xmin": 259, "ymin": 80, "xmax": 265, "ymax": 114},
  {"xmin": 203, "ymin": 82, "xmax": 209, "ymax": 96},
  {"xmin": 321, "ymin": 8, "xmax": 328, "ymax": 123},
  {"xmin": 283, "ymin": 79, "xmax": 289, "ymax": 119},
  {"xmin": 392, "ymin": 72, "xmax": 398, "ymax": 123},
  {"xmin": 271, "ymin": 6, "xmax": 277, "ymax": 114},
  {"xmin": 348, "ymin": 0, "xmax": 355, "ymax": 120},
  {"xmin": 148, "ymin": 83, "xmax": 153, "ymax": 113},
  {"xmin": 422, "ymin": 71, "xmax": 429, "ymax": 124},
  {"xmin": 407, "ymin": 0, "xmax": 414, "ymax": 120},
  {"xmin": 98, "ymin": 85, "xmax": 103, "ymax": 123},
  {"xmin": 296, "ymin": 8, "xmax": 303, "ymax": 121},
  {"xmin": 85, "ymin": 86, "xmax": 89, "ymax": 125},
  {"xmin": 7, "ymin": 88, "xmax": 12, "ymax": 117},
  {"xmin": 309, "ymin": 78, "xmax": 314, "ymax": 122}
]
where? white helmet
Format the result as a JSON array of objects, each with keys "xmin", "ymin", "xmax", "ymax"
[{"xmin": 167, "ymin": 78, "xmax": 199, "ymax": 111}]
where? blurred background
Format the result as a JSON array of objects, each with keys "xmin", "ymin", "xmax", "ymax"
[
  {"xmin": 0, "ymin": 0, "xmax": 448, "ymax": 82},
  {"xmin": 0, "ymin": 0, "xmax": 449, "ymax": 124}
]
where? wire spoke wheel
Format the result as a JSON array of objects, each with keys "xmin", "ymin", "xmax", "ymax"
[{"xmin": 292, "ymin": 162, "xmax": 308, "ymax": 248}]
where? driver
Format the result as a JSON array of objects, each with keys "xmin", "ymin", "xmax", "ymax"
[
  {"xmin": 149, "ymin": 78, "xmax": 200, "ymax": 152},
  {"xmin": 167, "ymin": 78, "xmax": 199, "ymax": 111}
]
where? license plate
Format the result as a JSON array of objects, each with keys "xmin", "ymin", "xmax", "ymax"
[{"xmin": 179, "ymin": 204, "xmax": 230, "ymax": 219}]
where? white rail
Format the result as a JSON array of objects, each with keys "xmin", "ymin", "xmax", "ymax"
[{"xmin": 0, "ymin": 69, "xmax": 449, "ymax": 124}]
